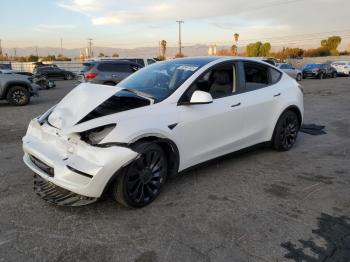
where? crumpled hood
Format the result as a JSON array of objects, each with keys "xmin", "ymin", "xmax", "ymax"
[{"xmin": 48, "ymin": 83, "xmax": 122, "ymax": 130}]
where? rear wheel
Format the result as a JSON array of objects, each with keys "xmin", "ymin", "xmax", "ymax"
[
  {"xmin": 6, "ymin": 86, "xmax": 30, "ymax": 106},
  {"xmin": 64, "ymin": 73, "xmax": 73, "ymax": 80},
  {"xmin": 272, "ymin": 111, "xmax": 300, "ymax": 151},
  {"xmin": 332, "ymin": 72, "xmax": 337, "ymax": 78},
  {"xmin": 296, "ymin": 74, "xmax": 302, "ymax": 81},
  {"xmin": 110, "ymin": 142, "xmax": 167, "ymax": 208}
]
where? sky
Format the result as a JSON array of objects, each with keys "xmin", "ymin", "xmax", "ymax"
[{"xmin": 1, "ymin": 0, "xmax": 350, "ymax": 50}]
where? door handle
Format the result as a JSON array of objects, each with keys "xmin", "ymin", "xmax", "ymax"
[
  {"xmin": 231, "ymin": 102, "xmax": 241, "ymax": 107},
  {"xmin": 274, "ymin": 93, "xmax": 281, "ymax": 97}
]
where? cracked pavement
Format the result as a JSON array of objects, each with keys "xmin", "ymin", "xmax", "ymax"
[{"xmin": 0, "ymin": 78, "xmax": 350, "ymax": 261}]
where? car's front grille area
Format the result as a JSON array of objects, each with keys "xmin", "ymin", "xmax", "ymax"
[
  {"xmin": 29, "ymin": 155, "xmax": 54, "ymax": 177},
  {"xmin": 33, "ymin": 174, "xmax": 97, "ymax": 206}
]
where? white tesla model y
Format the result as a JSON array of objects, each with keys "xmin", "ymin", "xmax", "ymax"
[{"xmin": 22, "ymin": 57, "xmax": 303, "ymax": 207}]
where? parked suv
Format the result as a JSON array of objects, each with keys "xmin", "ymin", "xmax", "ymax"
[
  {"xmin": 302, "ymin": 64, "xmax": 337, "ymax": 79},
  {"xmin": 80, "ymin": 60, "xmax": 142, "ymax": 85},
  {"xmin": 34, "ymin": 66, "xmax": 75, "ymax": 80},
  {"xmin": 0, "ymin": 73, "xmax": 39, "ymax": 106},
  {"xmin": 331, "ymin": 61, "xmax": 350, "ymax": 76}
]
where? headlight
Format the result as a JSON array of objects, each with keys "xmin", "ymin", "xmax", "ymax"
[
  {"xmin": 80, "ymin": 124, "xmax": 116, "ymax": 145},
  {"xmin": 37, "ymin": 105, "xmax": 56, "ymax": 125}
]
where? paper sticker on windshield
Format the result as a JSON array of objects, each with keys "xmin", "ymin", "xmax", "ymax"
[{"xmin": 177, "ymin": 65, "xmax": 199, "ymax": 71}]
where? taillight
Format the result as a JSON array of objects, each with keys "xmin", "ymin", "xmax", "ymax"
[{"xmin": 84, "ymin": 72, "xmax": 97, "ymax": 79}]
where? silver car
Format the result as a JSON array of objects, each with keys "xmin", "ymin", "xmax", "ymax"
[{"xmin": 277, "ymin": 63, "xmax": 302, "ymax": 81}]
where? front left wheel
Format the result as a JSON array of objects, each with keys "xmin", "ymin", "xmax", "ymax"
[
  {"xmin": 272, "ymin": 110, "xmax": 300, "ymax": 151},
  {"xmin": 6, "ymin": 86, "xmax": 30, "ymax": 106},
  {"xmin": 110, "ymin": 142, "xmax": 167, "ymax": 208}
]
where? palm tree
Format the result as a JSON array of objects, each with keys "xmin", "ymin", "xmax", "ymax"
[
  {"xmin": 231, "ymin": 44, "xmax": 238, "ymax": 56},
  {"xmin": 160, "ymin": 40, "xmax": 167, "ymax": 57},
  {"xmin": 234, "ymin": 33, "xmax": 240, "ymax": 43},
  {"xmin": 233, "ymin": 33, "xmax": 240, "ymax": 56}
]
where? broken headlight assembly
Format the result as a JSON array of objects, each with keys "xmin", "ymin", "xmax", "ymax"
[
  {"xmin": 80, "ymin": 124, "xmax": 116, "ymax": 145},
  {"xmin": 37, "ymin": 106, "xmax": 56, "ymax": 125}
]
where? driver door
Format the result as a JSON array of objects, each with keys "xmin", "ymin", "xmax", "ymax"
[{"xmin": 176, "ymin": 62, "xmax": 246, "ymax": 170}]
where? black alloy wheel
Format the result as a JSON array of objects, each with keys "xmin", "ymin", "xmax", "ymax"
[
  {"xmin": 65, "ymin": 73, "xmax": 73, "ymax": 80},
  {"xmin": 297, "ymin": 74, "xmax": 302, "ymax": 81},
  {"xmin": 111, "ymin": 143, "xmax": 167, "ymax": 208},
  {"xmin": 273, "ymin": 111, "xmax": 300, "ymax": 151},
  {"xmin": 6, "ymin": 86, "xmax": 30, "ymax": 106}
]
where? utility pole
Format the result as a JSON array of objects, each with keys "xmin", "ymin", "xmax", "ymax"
[
  {"xmin": 14, "ymin": 48, "xmax": 17, "ymax": 58},
  {"xmin": 176, "ymin": 21, "xmax": 184, "ymax": 56},
  {"xmin": 35, "ymin": 46, "xmax": 39, "ymax": 57},
  {"xmin": 0, "ymin": 39, "xmax": 3, "ymax": 56},
  {"xmin": 60, "ymin": 38, "xmax": 63, "ymax": 56},
  {"xmin": 87, "ymin": 38, "xmax": 93, "ymax": 58}
]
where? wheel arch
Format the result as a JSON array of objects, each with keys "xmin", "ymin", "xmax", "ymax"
[
  {"xmin": 102, "ymin": 135, "xmax": 180, "ymax": 196},
  {"xmin": 271, "ymin": 105, "xmax": 303, "ymax": 141},
  {"xmin": 3, "ymin": 81, "xmax": 31, "ymax": 97},
  {"xmin": 129, "ymin": 136, "xmax": 180, "ymax": 178}
]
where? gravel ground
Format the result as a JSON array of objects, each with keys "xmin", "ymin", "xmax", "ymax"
[{"xmin": 0, "ymin": 77, "xmax": 350, "ymax": 262}]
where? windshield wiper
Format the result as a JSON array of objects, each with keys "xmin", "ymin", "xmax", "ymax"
[{"xmin": 122, "ymin": 88, "xmax": 156, "ymax": 104}]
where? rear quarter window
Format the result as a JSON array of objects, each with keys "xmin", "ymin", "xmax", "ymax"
[{"xmin": 270, "ymin": 68, "xmax": 282, "ymax": 84}]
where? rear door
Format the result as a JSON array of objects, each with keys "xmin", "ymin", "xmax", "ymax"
[{"xmin": 238, "ymin": 61, "xmax": 283, "ymax": 144}]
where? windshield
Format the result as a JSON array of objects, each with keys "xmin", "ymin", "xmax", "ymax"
[
  {"xmin": 303, "ymin": 64, "xmax": 321, "ymax": 70},
  {"xmin": 117, "ymin": 58, "xmax": 214, "ymax": 102}
]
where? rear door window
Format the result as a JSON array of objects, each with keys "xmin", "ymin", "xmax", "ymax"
[
  {"xmin": 244, "ymin": 62, "xmax": 269, "ymax": 91},
  {"xmin": 243, "ymin": 62, "xmax": 281, "ymax": 91}
]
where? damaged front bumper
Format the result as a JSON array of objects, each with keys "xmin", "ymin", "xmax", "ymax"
[{"xmin": 22, "ymin": 119, "xmax": 138, "ymax": 201}]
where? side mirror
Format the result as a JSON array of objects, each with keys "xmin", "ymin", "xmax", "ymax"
[{"xmin": 189, "ymin": 90, "xmax": 213, "ymax": 104}]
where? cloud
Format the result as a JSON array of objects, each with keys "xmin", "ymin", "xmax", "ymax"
[
  {"xmin": 92, "ymin": 17, "xmax": 122, "ymax": 25},
  {"xmin": 56, "ymin": 0, "xmax": 103, "ymax": 15},
  {"xmin": 34, "ymin": 24, "xmax": 77, "ymax": 32}
]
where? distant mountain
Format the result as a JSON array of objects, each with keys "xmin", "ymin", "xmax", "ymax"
[{"xmin": 2, "ymin": 45, "xmax": 242, "ymax": 58}]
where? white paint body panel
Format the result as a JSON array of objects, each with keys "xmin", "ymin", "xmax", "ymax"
[{"xmin": 22, "ymin": 57, "xmax": 303, "ymax": 198}]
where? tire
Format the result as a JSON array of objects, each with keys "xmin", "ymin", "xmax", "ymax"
[
  {"xmin": 332, "ymin": 72, "xmax": 337, "ymax": 78},
  {"xmin": 272, "ymin": 110, "xmax": 300, "ymax": 151},
  {"xmin": 6, "ymin": 86, "xmax": 30, "ymax": 106},
  {"xmin": 110, "ymin": 142, "xmax": 167, "ymax": 208},
  {"xmin": 104, "ymin": 81, "xmax": 116, "ymax": 86},
  {"xmin": 65, "ymin": 74, "xmax": 73, "ymax": 80},
  {"xmin": 296, "ymin": 74, "xmax": 302, "ymax": 81}
]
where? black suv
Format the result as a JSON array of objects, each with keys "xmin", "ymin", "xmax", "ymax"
[
  {"xmin": 79, "ymin": 60, "xmax": 141, "ymax": 85},
  {"xmin": 302, "ymin": 64, "xmax": 337, "ymax": 79},
  {"xmin": 34, "ymin": 66, "xmax": 75, "ymax": 80}
]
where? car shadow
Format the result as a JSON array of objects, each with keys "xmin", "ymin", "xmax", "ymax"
[{"xmin": 281, "ymin": 213, "xmax": 350, "ymax": 261}]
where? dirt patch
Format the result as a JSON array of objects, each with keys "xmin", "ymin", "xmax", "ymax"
[{"xmin": 264, "ymin": 184, "xmax": 291, "ymax": 198}]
